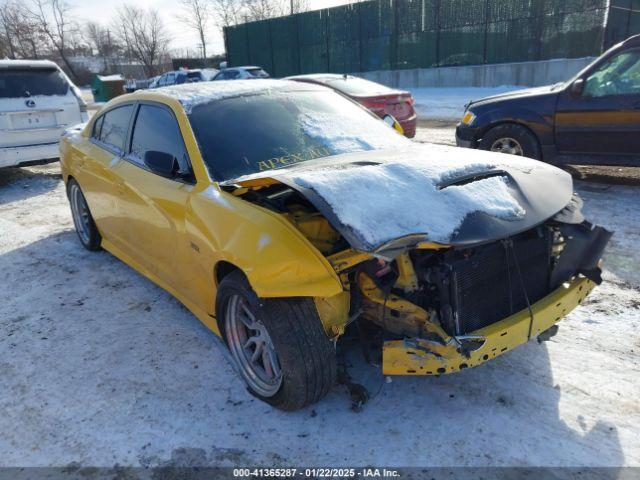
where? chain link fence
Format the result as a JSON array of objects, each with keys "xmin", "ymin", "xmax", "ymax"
[{"xmin": 224, "ymin": 0, "xmax": 640, "ymax": 77}]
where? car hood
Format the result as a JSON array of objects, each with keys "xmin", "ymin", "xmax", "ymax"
[
  {"xmin": 468, "ymin": 84, "xmax": 561, "ymax": 109},
  {"xmin": 225, "ymin": 144, "xmax": 573, "ymax": 256}
]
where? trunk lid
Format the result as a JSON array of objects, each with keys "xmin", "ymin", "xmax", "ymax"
[{"xmin": 0, "ymin": 66, "xmax": 83, "ymax": 148}]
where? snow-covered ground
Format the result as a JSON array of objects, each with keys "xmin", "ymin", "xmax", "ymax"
[
  {"xmin": 411, "ymin": 86, "xmax": 524, "ymax": 120},
  {"xmin": 0, "ymin": 152, "xmax": 639, "ymax": 468}
]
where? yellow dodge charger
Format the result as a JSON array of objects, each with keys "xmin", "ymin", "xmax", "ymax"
[{"xmin": 60, "ymin": 80, "xmax": 611, "ymax": 410}]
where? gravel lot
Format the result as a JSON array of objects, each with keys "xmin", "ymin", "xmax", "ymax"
[{"xmin": 1, "ymin": 129, "xmax": 639, "ymax": 468}]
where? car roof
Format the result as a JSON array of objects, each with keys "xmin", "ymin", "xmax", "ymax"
[
  {"xmin": 222, "ymin": 66, "xmax": 263, "ymax": 70},
  {"xmin": 623, "ymin": 34, "xmax": 640, "ymax": 47},
  {"xmin": 286, "ymin": 73, "xmax": 348, "ymax": 81},
  {"xmin": 0, "ymin": 59, "xmax": 60, "ymax": 70},
  {"xmin": 134, "ymin": 79, "xmax": 325, "ymax": 112}
]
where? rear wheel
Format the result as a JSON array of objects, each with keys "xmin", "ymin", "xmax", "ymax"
[
  {"xmin": 479, "ymin": 123, "xmax": 541, "ymax": 160},
  {"xmin": 216, "ymin": 271, "xmax": 336, "ymax": 411},
  {"xmin": 67, "ymin": 179, "xmax": 101, "ymax": 251}
]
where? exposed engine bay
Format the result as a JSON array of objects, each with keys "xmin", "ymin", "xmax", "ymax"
[{"xmin": 222, "ymin": 178, "xmax": 612, "ymax": 356}]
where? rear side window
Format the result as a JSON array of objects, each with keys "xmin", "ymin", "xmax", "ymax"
[
  {"xmin": 129, "ymin": 104, "xmax": 190, "ymax": 174},
  {"xmin": 97, "ymin": 105, "xmax": 133, "ymax": 153},
  {"xmin": 218, "ymin": 70, "xmax": 239, "ymax": 80},
  {"xmin": 247, "ymin": 68, "xmax": 269, "ymax": 78},
  {"xmin": 0, "ymin": 68, "xmax": 69, "ymax": 98}
]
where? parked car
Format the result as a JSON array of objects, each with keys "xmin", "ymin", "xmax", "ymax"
[
  {"xmin": 286, "ymin": 74, "xmax": 417, "ymax": 138},
  {"xmin": 456, "ymin": 34, "xmax": 640, "ymax": 166},
  {"xmin": 212, "ymin": 66, "xmax": 270, "ymax": 80},
  {"xmin": 150, "ymin": 69, "xmax": 217, "ymax": 88},
  {"xmin": 0, "ymin": 59, "xmax": 88, "ymax": 168},
  {"xmin": 60, "ymin": 79, "xmax": 610, "ymax": 410}
]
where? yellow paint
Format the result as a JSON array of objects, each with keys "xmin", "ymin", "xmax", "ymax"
[
  {"xmin": 383, "ymin": 276, "xmax": 595, "ymax": 375},
  {"xmin": 60, "ymin": 91, "xmax": 343, "ymax": 335},
  {"xmin": 395, "ymin": 253, "xmax": 419, "ymax": 292},
  {"xmin": 314, "ymin": 292, "xmax": 351, "ymax": 337}
]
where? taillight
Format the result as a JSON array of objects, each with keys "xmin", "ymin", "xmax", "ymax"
[{"xmin": 361, "ymin": 100, "xmax": 387, "ymax": 111}]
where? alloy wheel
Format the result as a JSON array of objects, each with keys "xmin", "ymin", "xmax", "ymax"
[
  {"xmin": 490, "ymin": 137, "xmax": 524, "ymax": 156},
  {"xmin": 225, "ymin": 294, "xmax": 283, "ymax": 397},
  {"xmin": 69, "ymin": 183, "xmax": 92, "ymax": 245}
]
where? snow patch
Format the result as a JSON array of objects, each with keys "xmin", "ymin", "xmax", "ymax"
[
  {"xmin": 410, "ymin": 86, "xmax": 525, "ymax": 120},
  {"xmin": 156, "ymin": 79, "xmax": 298, "ymax": 113},
  {"xmin": 298, "ymin": 111, "xmax": 407, "ymax": 155}
]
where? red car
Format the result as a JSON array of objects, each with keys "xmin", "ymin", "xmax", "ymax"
[{"xmin": 286, "ymin": 74, "xmax": 417, "ymax": 138}]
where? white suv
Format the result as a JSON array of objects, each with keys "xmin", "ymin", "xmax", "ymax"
[{"xmin": 0, "ymin": 59, "xmax": 88, "ymax": 168}]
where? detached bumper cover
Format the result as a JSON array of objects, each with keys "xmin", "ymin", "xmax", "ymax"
[{"xmin": 383, "ymin": 275, "xmax": 595, "ymax": 375}]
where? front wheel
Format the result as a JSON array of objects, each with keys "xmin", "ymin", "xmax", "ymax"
[
  {"xmin": 216, "ymin": 271, "xmax": 336, "ymax": 411},
  {"xmin": 478, "ymin": 123, "xmax": 541, "ymax": 160}
]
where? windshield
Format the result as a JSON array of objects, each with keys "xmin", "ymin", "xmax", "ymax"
[
  {"xmin": 0, "ymin": 68, "xmax": 69, "ymax": 98},
  {"xmin": 188, "ymin": 90, "xmax": 409, "ymax": 181},
  {"xmin": 325, "ymin": 77, "xmax": 396, "ymax": 96}
]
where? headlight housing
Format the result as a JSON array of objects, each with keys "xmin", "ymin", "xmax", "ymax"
[{"xmin": 461, "ymin": 110, "xmax": 476, "ymax": 126}]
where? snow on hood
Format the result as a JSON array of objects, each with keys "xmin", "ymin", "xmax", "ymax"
[
  {"xmin": 280, "ymin": 145, "xmax": 526, "ymax": 246},
  {"xmin": 239, "ymin": 143, "xmax": 574, "ymax": 251}
]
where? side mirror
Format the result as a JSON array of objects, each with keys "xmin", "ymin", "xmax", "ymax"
[
  {"xmin": 383, "ymin": 114, "xmax": 405, "ymax": 136},
  {"xmin": 569, "ymin": 78, "xmax": 585, "ymax": 96},
  {"xmin": 144, "ymin": 150, "xmax": 179, "ymax": 179}
]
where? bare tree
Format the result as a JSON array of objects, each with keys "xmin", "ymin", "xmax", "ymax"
[
  {"xmin": 85, "ymin": 21, "xmax": 119, "ymax": 70},
  {"xmin": 112, "ymin": 5, "xmax": 169, "ymax": 77},
  {"xmin": 0, "ymin": 1, "xmax": 45, "ymax": 59},
  {"xmin": 241, "ymin": 0, "xmax": 284, "ymax": 21},
  {"xmin": 28, "ymin": 0, "xmax": 79, "ymax": 79},
  {"xmin": 287, "ymin": 0, "xmax": 308, "ymax": 15},
  {"xmin": 210, "ymin": 0, "xmax": 242, "ymax": 31},
  {"xmin": 179, "ymin": 0, "xmax": 210, "ymax": 60},
  {"xmin": 238, "ymin": 0, "xmax": 308, "ymax": 22}
]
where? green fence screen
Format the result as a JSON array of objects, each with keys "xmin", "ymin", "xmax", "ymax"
[{"xmin": 224, "ymin": 0, "xmax": 640, "ymax": 77}]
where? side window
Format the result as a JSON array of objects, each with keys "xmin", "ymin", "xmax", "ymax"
[
  {"xmin": 91, "ymin": 115, "xmax": 104, "ymax": 139},
  {"xmin": 166, "ymin": 73, "xmax": 176, "ymax": 85},
  {"xmin": 98, "ymin": 104, "xmax": 133, "ymax": 153},
  {"xmin": 227, "ymin": 70, "xmax": 239, "ymax": 79},
  {"xmin": 158, "ymin": 74, "xmax": 167, "ymax": 87},
  {"xmin": 129, "ymin": 104, "xmax": 191, "ymax": 178},
  {"xmin": 584, "ymin": 49, "xmax": 640, "ymax": 98}
]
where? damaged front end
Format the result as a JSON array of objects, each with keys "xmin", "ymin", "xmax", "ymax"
[
  {"xmin": 222, "ymin": 166, "xmax": 611, "ymax": 376},
  {"xmin": 348, "ymin": 216, "xmax": 611, "ymax": 375}
]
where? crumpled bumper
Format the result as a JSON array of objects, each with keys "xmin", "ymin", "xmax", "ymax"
[{"xmin": 382, "ymin": 275, "xmax": 595, "ymax": 376}]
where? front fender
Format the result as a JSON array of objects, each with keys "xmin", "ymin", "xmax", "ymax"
[
  {"xmin": 189, "ymin": 185, "xmax": 343, "ymax": 309},
  {"xmin": 475, "ymin": 106, "xmax": 555, "ymax": 146}
]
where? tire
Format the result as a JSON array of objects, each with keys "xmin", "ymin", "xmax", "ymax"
[
  {"xmin": 216, "ymin": 271, "xmax": 336, "ymax": 411},
  {"xmin": 67, "ymin": 179, "xmax": 102, "ymax": 251},
  {"xmin": 478, "ymin": 123, "xmax": 541, "ymax": 160}
]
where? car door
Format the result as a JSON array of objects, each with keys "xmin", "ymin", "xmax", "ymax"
[
  {"xmin": 75, "ymin": 104, "xmax": 134, "ymax": 249},
  {"xmin": 555, "ymin": 48, "xmax": 640, "ymax": 158},
  {"xmin": 115, "ymin": 102, "xmax": 196, "ymax": 295}
]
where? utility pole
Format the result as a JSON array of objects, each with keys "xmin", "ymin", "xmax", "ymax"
[{"xmin": 290, "ymin": 0, "xmax": 294, "ymax": 15}]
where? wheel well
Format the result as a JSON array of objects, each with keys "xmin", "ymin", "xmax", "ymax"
[
  {"xmin": 215, "ymin": 260, "xmax": 241, "ymax": 287},
  {"xmin": 477, "ymin": 121, "xmax": 543, "ymax": 160}
]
